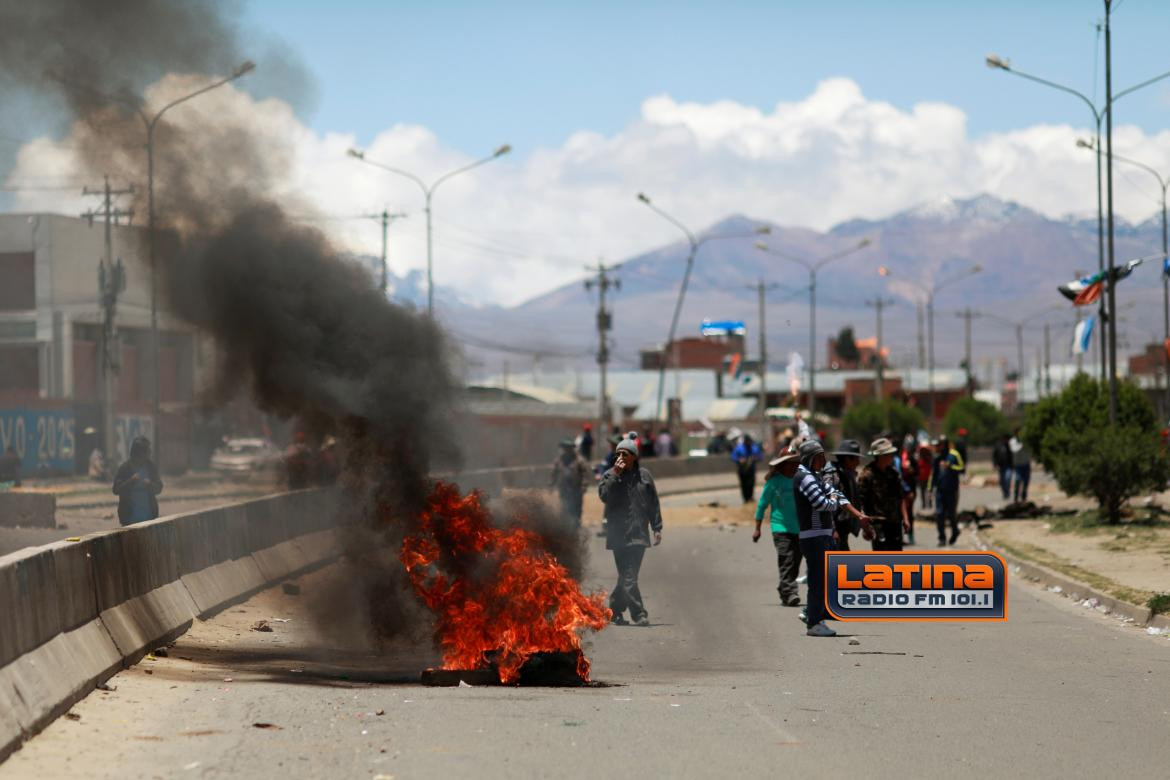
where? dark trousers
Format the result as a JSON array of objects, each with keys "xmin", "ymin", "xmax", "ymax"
[
  {"xmin": 935, "ymin": 489, "xmax": 959, "ymax": 544},
  {"xmin": 610, "ymin": 546, "xmax": 647, "ymax": 621},
  {"xmin": 997, "ymin": 467, "xmax": 1013, "ymax": 500},
  {"xmin": 872, "ymin": 521, "xmax": 904, "ymax": 551},
  {"xmin": 560, "ymin": 493, "xmax": 583, "ymax": 526},
  {"xmin": 919, "ymin": 482, "xmax": 932, "ymax": 510},
  {"xmin": 737, "ymin": 467, "xmax": 756, "ymax": 503},
  {"xmin": 1013, "ymin": 463, "xmax": 1031, "ymax": 502},
  {"xmin": 834, "ymin": 520, "xmax": 852, "ymax": 552},
  {"xmin": 799, "ymin": 535, "xmax": 834, "ymax": 627},
  {"xmin": 771, "ymin": 532, "xmax": 803, "ymax": 604}
]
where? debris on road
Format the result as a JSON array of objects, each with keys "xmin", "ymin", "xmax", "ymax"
[
  {"xmin": 841, "ymin": 651, "xmax": 907, "ymax": 656},
  {"xmin": 251, "ymin": 619, "xmax": 273, "ymax": 632},
  {"xmin": 375, "ymin": 709, "xmax": 385, "ymax": 716},
  {"xmin": 154, "ymin": 647, "xmax": 169, "ymax": 657},
  {"xmin": 252, "ymin": 722, "xmax": 282, "ymax": 730},
  {"xmin": 282, "ymin": 582, "xmax": 301, "ymax": 596},
  {"xmin": 97, "ymin": 682, "xmax": 116, "ymax": 692},
  {"xmin": 64, "ymin": 712, "xmax": 81, "ymax": 721},
  {"xmin": 848, "ymin": 639, "xmax": 861, "ymax": 646}
]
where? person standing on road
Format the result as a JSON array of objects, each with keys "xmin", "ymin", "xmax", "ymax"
[
  {"xmin": 900, "ymin": 435, "xmax": 919, "ymax": 545},
  {"xmin": 578, "ymin": 423, "xmax": 594, "ymax": 461},
  {"xmin": 992, "ymin": 434, "xmax": 1014, "ymax": 501},
  {"xmin": 1010, "ymin": 428, "xmax": 1032, "ymax": 502},
  {"xmin": 824, "ymin": 439, "xmax": 863, "ymax": 551},
  {"xmin": 916, "ymin": 441, "xmax": 933, "ymax": 512},
  {"xmin": 931, "ymin": 436, "xmax": 963, "ymax": 546},
  {"xmin": 0, "ymin": 445, "xmax": 21, "ymax": 488},
  {"xmin": 731, "ymin": 434, "xmax": 763, "ymax": 503},
  {"xmin": 752, "ymin": 447, "xmax": 803, "ymax": 606},
  {"xmin": 551, "ymin": 439, "xmax": 590, "ymax": 526},
  {"xmin": 654, "ymin": 428, "xmax": 674, "ymax": 458},
  {"xmin": 112, "ymin": 436, "xmax": 163, "ymax": 526},
  {"xmin": 598, "ymin": 439, "xmax": 663, "ymax": 627},
  {"xmin": 793, "ymin": 440, "xmax": 872, "ymax": 637},
  {"xmin": 858, "ymin": 438, "xmax": 912, "ymax": 551}
]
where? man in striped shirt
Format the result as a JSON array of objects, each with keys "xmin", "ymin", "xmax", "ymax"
[{"xmin": 794, "ymin": 439, "xmax": 873, "ymax": 637}]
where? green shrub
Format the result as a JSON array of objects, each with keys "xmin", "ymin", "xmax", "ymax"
[
  {"xmin": 841, "ymin": 400, "xmax": 925, "ymax": 445},
  {"xmin": 1149, "ymin": 593, "xmax": 1170, "ymax": 616},
  {"xmin": 943, "ymin": 397, "xmax": 1008, "ymax": 446},
  {"xmin": 1023, "ymin": 375, "xmax": 1169, "ymax": 523}
]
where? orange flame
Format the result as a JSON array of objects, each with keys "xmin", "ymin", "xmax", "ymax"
[{"xmin": 401, "ymin": 482, "xmax": 611, "ymax": 683}]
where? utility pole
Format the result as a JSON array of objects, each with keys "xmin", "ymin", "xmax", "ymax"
[
  {"xmin": 954, "ymin": 308, "xmax": 981, "ymax": 396},
  {"xmin": 916, "ymin": 301, "xmax": 926, "ymax": 369},
  {"xmin": 586, "ymin": 262, "xmax": 620, "ymax": 443},
  {"xmin": 866, "ymin": 297, "xmax": 897, "ymax": 400},
  {"xmin": 83, "ymin": 175, "xmax": 133, "ymax": 467},
  {"xmin": 1043, "ymin": 322, "xmax": 1052, "ymax": 396},
  {"xmin": 1104, "ymin": 0, "xmax": 1119, "ymax": 423},
  {"xmin": 747, "ymin": 279, "xmax": 781, "ymax": 442},
  {"xmin": 366, "ymin": 210, "xmax": 407, "ymax": 294}
]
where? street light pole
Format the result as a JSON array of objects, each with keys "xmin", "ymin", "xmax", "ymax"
[
  {"xmin": 755, "ymin": 238, "xmax": 871, "ymax": 423},
  {"xmin": 1077, "ymin": 143, "xmax": 1170, "ymax": 414},
  {"xmin": 131, "ymin": 62, "xmax": 255, "ymax": 464},
  {"xmin": 636, "ymin": 194, "xmax": 770, "ymax": 429},
  {"xmin": 1104, "ymin": 0, "xmax": 1119, "ymax": 423},
  {"xmin": 348, "ymin": 143, "xmax": 512, "ymax": 315},
  {"xmin": 866, "ymin": 297, "xmax": 896, "ymax": 400}
]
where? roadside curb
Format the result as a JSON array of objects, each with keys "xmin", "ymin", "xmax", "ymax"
[{"xmin": 971, "ymin": 528, "xmax": 1163, "ymax": 628}]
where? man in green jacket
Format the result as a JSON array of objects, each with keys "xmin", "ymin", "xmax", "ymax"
[{"xmin": 752, "ymin": 446, "xmax": 803, "ymax": 606}]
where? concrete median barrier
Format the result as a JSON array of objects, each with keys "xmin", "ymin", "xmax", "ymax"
[{"xmin": 0, "ymin": 487, "xmax": 341, "ymax": 763}]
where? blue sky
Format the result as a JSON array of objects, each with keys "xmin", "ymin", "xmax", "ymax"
[{"xmin": 242, "ymin": 0, "xmax": 1170, "ymax": 157}]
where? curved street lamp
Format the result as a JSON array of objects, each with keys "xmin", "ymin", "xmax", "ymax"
[
  {"xmin": 636, "ymin": 193, "xmax": 770, "ymax": 428},
  {"xmin": 756, "ymin": 238, "xmax": 871, "ymax": 421},
  {"xmin": 878, "ymin": 264, "xmax": 981, "ymax": 424},
  {"xmin": 348, "ymin": 144, "xmax": 511, "ymax": 315},
  {"xmin": 987, "ymin": 34, "xmax": 1170, "ymax": 421},
  {"xmin": 1077, "ymin": 140, "xmax": 1170, "ymax": 412}
]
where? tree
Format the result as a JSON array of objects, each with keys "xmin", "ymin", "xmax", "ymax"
[
  {"xmin": 943, "ymin": 397, "xmax": 1007, "ymax": 446},
  {"xmin": 842, "ymin": 400, "xmax": 925, "ymax": 445},
  {"xmin": 836, "ymin": 326, "xmax": 859, "ymax": 364},
  {"xmin": 1023, "ymin": 375, "xmax": 1169, "ymax": 523}
]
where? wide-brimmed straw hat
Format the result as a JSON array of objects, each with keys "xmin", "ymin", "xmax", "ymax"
[
  {"xmin": 768, "ymin": 448, "xmax": 801, "ymax": 467},
  {"xmin": 869, "ymin": 437, "xmax": 899, "ymax": 457}
]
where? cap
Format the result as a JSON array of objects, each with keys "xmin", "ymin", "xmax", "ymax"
[{"xmin": 616, "ymin": 439, "xmax": 639, "ymax": 457}]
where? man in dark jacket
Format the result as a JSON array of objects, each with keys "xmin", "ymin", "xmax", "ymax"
[
  {"xmin": 824, "ymin": 439, "xmax": 862, "ymax": 550},
  {"xmin": 598, "ymin": 439, "xmax": 663, "ymax": 626},
  {"xmin": 112, "ymin": 436, "xmax": 163, "ymax": 526},
  {"xmin": 551, "ymin": 439, "xmax": 590, "ymax": 526},
  {"xmin": 731, "ymin": 434, "xmax": 763, "ymax": 503},
  {"xmin": 857, "ymin": 437, "xmax": 912, "ymax": 551},
  {"xmin": 992, "ymin": 434, "xmax": 1013, "ymax": 501}
]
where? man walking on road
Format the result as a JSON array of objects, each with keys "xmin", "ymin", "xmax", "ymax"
[
  {"xmin": 731, "ymin": 434, "xmax": 763, "ymax": 503},
  {"xmin": 858, "ymin": 438, "xmax": 912, "ymax": 551},
  {"xmin": 992, "ymin": 434, "xmax": 1014, "ymax": 501},
  {"xmin": 932, "ymin": 436, "xmax": 963, "ymax": 546},
  {"xmin": 793, "ymin": 440, "xmax": 872, "ymax": 637},
  {"xmin": 599, "ymin": 439, "xmax": 663, "ymax": 626},
  {"xmin": 1010, "ymin": 428, "xmax": 1032, "ymax": 502},
  {"xmin": 752, "ymin": 447, "xmax": 803, "ymax": 606},
  {"xmin": 551, "ymin": 439, "xmax": 590, "ymax": 526}
]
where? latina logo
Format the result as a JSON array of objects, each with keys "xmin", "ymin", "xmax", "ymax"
[{"xmin": 825, "ymin": 551, "xmax": 1008, "ymax": 621}]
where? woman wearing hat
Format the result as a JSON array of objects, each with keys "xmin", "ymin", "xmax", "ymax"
[{"xmin": 752, "ymin": 447, "xmax": 803, "ymax": 607}]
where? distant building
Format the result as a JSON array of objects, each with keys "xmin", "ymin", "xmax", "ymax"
[
  {"xmin": 640, "ymin": 332, "xmax": 746, "ymax": 371},
  {"xmin": 826, "ymin": 335, "xmax": 888, "ymax": 370},
  {"xmin": 0, "ymin": 213, "xmax": 208, "ymax": 473}
]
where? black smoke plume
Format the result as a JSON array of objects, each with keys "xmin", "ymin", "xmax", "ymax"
[{"xmin": 0, "ymin": 0, "xmax": 591, "ymax": 650}]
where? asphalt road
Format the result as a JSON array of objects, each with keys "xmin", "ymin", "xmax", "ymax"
[{"xmin": 3, "ymin": 506, "xmax": 1168, "ymax": 778}]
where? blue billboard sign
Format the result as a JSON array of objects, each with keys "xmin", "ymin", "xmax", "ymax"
[{"xmin": 0, "ymin": 407, "xmax": 76, "ymax": 475}]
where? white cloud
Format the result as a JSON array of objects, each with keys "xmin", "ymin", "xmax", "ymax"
[{"xmin": 9, "ymin": 76, "xmax": 1170, "ymax": 306}]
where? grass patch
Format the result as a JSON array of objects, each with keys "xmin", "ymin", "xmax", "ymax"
[
  {"xmin": 990, "ymin": 538, "xmax": 1155, "ymax": 608},
  {"xmin": 1149, "ymin": 593, "xmax": 1170, "ymax": 616}
]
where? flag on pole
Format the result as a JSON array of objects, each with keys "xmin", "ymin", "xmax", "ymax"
[
  {"xmin": 727, "ymin": 352, "xmax": 742, "ymax": 380},
  {"xmin": 1164, "ymin": 257, "xmax": 1169, "ymax": 278},
  {"xmin": 1058, "ymin": 258, "xmax": 1144, "ymax": 305},
  {"xmin": 1072, "ymin": 316, "xmax": 1094, "ymax": 355}
]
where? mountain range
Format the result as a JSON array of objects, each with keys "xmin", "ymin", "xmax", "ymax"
[{"xmin": 368, "ymin": 194, "xmax": 1167, "ymax": 381}]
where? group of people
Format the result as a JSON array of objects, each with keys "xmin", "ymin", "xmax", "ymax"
[
  {"xmin": 748, "ymin": 428, "xmax": 975, "ymax": 637},
  {"xmin": 992, "ymin": 430, "xmax": 1033, "ymax": 503}
]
